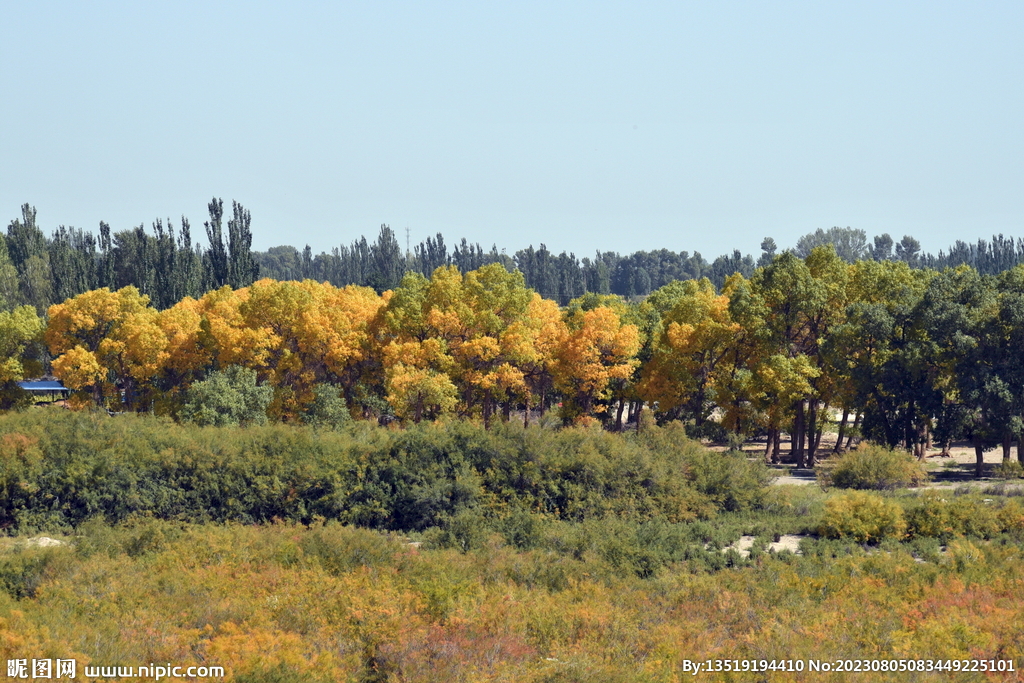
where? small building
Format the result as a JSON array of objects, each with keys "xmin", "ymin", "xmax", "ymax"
[{"xmin": 16, "ymin": 380, "xmax": 71, "ymax": 401}]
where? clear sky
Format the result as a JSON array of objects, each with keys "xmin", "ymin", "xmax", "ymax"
[{"xmin": 2, "ymin": 1, "xmax": 1021, "ymax": 260}]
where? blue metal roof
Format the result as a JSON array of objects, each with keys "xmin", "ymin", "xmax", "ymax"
[{"xmin": 16, "ymin": 381, "xmax": 69, "ymax": 391}]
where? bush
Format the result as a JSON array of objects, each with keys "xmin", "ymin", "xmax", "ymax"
[
  {"xmin": 818, "ymin": 491, "xmax": 906, "ymax": 544},
  {"xmin": 820, "ymin": 444, "xmax": 927, "ymax": 490},
  {"xmin": 179, "ymin": 366, "xmax": 273, "ymax": 427},
  {"xmin": 301, "ymin": 383, "xmax": 351, "ymax": 430},
  {"xmin": 995, "ymin": 460, "xmax": 1024, "ymax": 480},
  {"xmin": 996, "ymin": 499, "xmax": 1024, "ymax": 533},
  {"xmin": 0, "ymin": 411, "xmax": 773, "ymax": 534},
  {"xmin": 905, "ymin": 492, "xmax": 1002, "ymax": 541}
]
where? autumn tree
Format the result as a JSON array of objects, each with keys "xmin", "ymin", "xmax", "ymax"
[
  {"xmin": 0, "ymin": 305, "xmax": 45, "ymax": 409},
  {"xmin": 639, "ymin": 278, "xmax": 740, "ymax": 430},
  {"xmin": 236, "ymin": 279, "xmax": 382, "ymax": 418},
  {"xmin": 46, "ymin": 287, "xmax": 167, "ymax": 409},
  {"xmin": 551, "ymin": 305, "xmax": 640, "ymax": 424},
  {"xmin": 375, "ymin": 264, "xmax": 540, "ymax": 424}
]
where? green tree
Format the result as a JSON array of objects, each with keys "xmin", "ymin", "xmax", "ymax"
[
  {"xmin": 5, "ymin": 204, "xmax": 47, "ymax": 272},
  {"xmin": 369, "ymin": 224, "xmax": 404, "ymax": 293},
  {"xmin": 227, "ymin": 201, "xmax": 259, "ymax": 289},
  {"xmin": 19, "ymin": 255, "xmax": 52, "ymax": 314},
  {"xmin": 0, "ymin": 235, "xmax": 20, "ymax": 311},
  {"xmin": 0, "ymin": 305, "xmax": 45, "ymax": 409},
  {"xmin": 49, "ymin": 225, "xmax": 98, "ymax": 304},
  {"xmin": 794, "ymin": 227, "xmax": 868, "ymax": 263},
  {"xmin": 921, "ymin": 266, "xmax": 1001, "ymax": 477},
  {"xmin": 301, "ymin": 383, "xmax": 352, "ymax": 429},
  {"xmin": 204, "ymin": 198, "xmax": 229, "ymax": 289},
  {"xmin": 179, "ymin": 365, "xmax": 273, "ymax": 427},
  {"xmin": 836, "ymin": 259, "xmax": 935, "ymax": 453}
]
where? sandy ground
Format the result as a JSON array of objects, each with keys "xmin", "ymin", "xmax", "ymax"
[
  {"xmin": 710, "ymin": 431, "xmax": 1024, "ymax": 488},
  {"xmin": 725, "ymin": 535, "xmax": 805, "ymax": 557}
]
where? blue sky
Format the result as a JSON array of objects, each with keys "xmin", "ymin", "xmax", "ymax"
[{"xmin": 1, "ymin": 2, "xmax": 1021, "ymax": 259}]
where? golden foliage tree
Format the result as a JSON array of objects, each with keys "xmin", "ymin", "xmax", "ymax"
[{"xmin": 551, "ymin": 306, "xmax": 640, "ymax": 424}]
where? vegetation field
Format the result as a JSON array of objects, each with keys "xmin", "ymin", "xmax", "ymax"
[{"xmin": 2, "ymin": 411, "xmax": 1024, "ymax": 682}]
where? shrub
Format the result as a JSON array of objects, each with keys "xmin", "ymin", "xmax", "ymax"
[
  {"xmin": 996, "ymin": 498, "xmax": 1024, "ymax": 533},
  {"xmin": 0, "ymin": 411, "xmax": 773, "ymax": 534},
  {"xmin": 818, "ymin": 491, "xmax": 906, "ymax": 544},
  {"xmin": 820, "ymin": 443, "xmax": 927, "ymax": 490},
  {"xmin": 301, "ymin": 383, "xmax": 351, "ymax": 430},
  {"xmin": 179, "ymin": 366, "xmax": 273, "ymax": 427},
  {"xmin": 995, "ymin": 460, "xmax": 1024, "ymax": 480},
  {"xmin": 905, "ymin": 493, "xmax": 1002, "ymax": 541}
]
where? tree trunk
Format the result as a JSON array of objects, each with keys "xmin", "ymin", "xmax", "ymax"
[
  {"xmin": 764, "ymin": 428, "xmax": 775, "ymax": 463},
  {"xmin": 1002, "ymin": 432, "xmax": 1012, "ymax": 462},
  {"xmin": 772, "ymin": 430, "xmax": 782, "ymax": 464},
  {"xmin": 615, "ymin": 398, "xmax": 626, "ymax": 432},
  {"xmin": 835, "ymin": 407, "xmax": 849, "ymax": 453},
  {"xmin": 846, "ymin": 413, "xmax": 861, "ymax": 449},
  {"xmin": 806, "ymin": 400, "xmax": 818, "ymax": 465},
  {"xmin": 790, "ymin": 401, "xmax": 802, "ymax": 460},
  {"xmin": 809, "ymin": 401, "xmax": 828, "ymax": 464},
  {"xmin": 973, "ymin": 434, "xmax": 985, "ymax": 479},
  {"xmin": 793, "ymin": 401, "xmax": 807, "ymax": 467}
]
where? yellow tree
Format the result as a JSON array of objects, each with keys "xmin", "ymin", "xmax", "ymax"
[
  {"xmin": 551, "ymin": 305, "xmax": 640, "ymax": 424},
  {"xmin": 638, "ymin": 278, "xmax": 741, "ymax": 430},
  {"xmin": 513, "ymin": 293, "xmax": 565, "ymax": 424},
  {"xmin": 382, "ymin": 339, "xmax": 458, "ymax": 422},
  {"xmin": 47, "ymin": 287, "xmax": 166, "ymax": 409},
  {"xmin": 0, "ymin": 305, "xmax": 44, "ymax": 384},
  {"xmin": 155, "ymin": 296, "xmax": 212, "ymax": 410},
  {"xmin": 194, "ymin": 285, "xmax": 273, "ymax": 371},
  {"xmin": 237, "ymin": 279, "xmax": 383, "ymax": 418},
  {"xmin": 375, "ymin": 264, "xmax": 541, "ymax": 424},
  {"xmin": 443, "ymin": 264, "xmax": 535, "ymax": 423},
  {"xmin": 565, "ymin": 293, "xmax": 643, "ymax": 430}
]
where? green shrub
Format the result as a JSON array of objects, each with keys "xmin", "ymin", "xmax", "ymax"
[
  {"xmin": 905, "ymin": 492, "xmax": 1002, "ymax": 541},
  {"xmin": 179, "ymin": 366, "xmax": 272, "ymax": 427},
  {"xmin": 818, "ymin": 491, "xmax": 906, "ymax": 544},
  {"xmin": 995, "ymin": 459, "xmax": 1024, "ymax": 480},
  {"xmin": 820, "ymin": 444, "xmax": 927, "ymax": 490},
  {"xmin": 301, "ymin": 383, "xmax": 351, "ymax": 430},
  {"xmin": 0, "ymin": 411, "xmax": 773, "ymax": 534},
  {"xmin": 0, "ymin": 546, "xmax": 73, "ymax": 599}
]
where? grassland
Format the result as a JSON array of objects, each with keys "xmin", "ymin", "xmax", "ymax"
[{"xmin": 1, "ymin": 410, "xmax": 1023, "ymax": 681}]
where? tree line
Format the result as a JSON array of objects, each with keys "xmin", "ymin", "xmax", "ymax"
[
  {"xmin": 9, "ymin": 201, "xmax": 1024, "ymax": 315},
  {"xmin": 2, "ymin": 246, "xmax": 1024, "ymax": 476},
  {"xmin": 0, "ymin": 199, "xmax": 258, "ymax": 313}
]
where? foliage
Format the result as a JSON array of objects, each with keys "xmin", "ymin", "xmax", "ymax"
[
  {"xmin": 819, "ymin": 443, "xmax": 928, "ymax": 490},
  {"xmin": 0, "ymin": 305, "xmax": 44, "ymax": 409},
  {"xmin": 904, "ymin": 492, "xmax": 1004, "ymax": 542},
  {"xmin": 179, "ymin": 366, "xmax": 273, "ymax": 427},
  {"xmin": 21, "ymin": 236, "xmax": 1024, "ymax": 477},
  {"xmin": 2, "ymin": 514, "xmax": 1024, "ymax": 682},
  {"xmin": 301, "ymin": 383, "xmax": 351, "ymax": 429},
  {"xmin": 0, "ymin": 411, "xmax": 769, "ymax": 533},
  {"xmin": 818, "ymin": 491, "xmax": 907, "ymax": 543}
]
